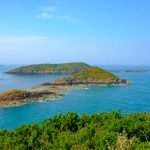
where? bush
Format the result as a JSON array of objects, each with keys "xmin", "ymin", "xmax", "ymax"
[{"xmin": 0, "ymin": 112, "xmax": 150, "ymax": 149}]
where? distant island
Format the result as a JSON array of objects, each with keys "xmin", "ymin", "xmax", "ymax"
[
  {"xmin": 0, "ymin": 65, "xmax": 128, "ymax": 107},
  {"xmin": 113, "ymin": 70, "xmax": 150, "ymax": 73},
  {"xmin": 6, "ymin": 62, "xmax": 90, "ymax": 74}
]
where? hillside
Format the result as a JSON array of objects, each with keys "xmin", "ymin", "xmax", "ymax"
[
  {"xmin": 52, "ymin": 67, "xmax": 127, "ymax": 85},
  {"xmin": 0, "ymin": 112, "xmax": 149, "ymax": 149},
  {"xmin": 6, "ymin": 62, "xmax": 90, "ymax": 74}
]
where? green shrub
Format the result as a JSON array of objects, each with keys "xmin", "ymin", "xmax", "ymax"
[{"xmin": 0, "ymin": 112, "xmax": 150, "ymax": 149}]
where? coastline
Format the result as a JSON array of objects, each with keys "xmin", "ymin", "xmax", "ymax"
[
  {"xmin": 0, "ymin": 66, "xmax": 130, "ymax": 107},
  {"xmin": 0, "ymin": 90, "xmax": 62, "ymax": 107},
  {"xmin": 0, "ymin": 81, "xmax": 129, "ymax": 108}
]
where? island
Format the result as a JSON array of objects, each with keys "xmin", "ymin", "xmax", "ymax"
[
  {"xmin": 0, "ymin": 90, "xmax": 61, "ymax": 107},
  {"xmin": 0, "ymin": 66, "xmax": 128, "ymax": 107},
  {"xmin": 6, "ymin": 62, "xmax": 90, "ymax": 74},
  {"xmin": 42, "ymin": 67, "xmax": 127, "ymax": 86},
  {"xmin": 113, "ymin": 70, "xmax": 150, "ymax": 73}
]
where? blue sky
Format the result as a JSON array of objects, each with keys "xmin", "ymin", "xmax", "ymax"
[{"xmin": 0, "ymin": 0, "xmax": 150, "ymax": 65}]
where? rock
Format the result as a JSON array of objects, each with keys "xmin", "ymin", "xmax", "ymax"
[{"xmin": 0, "ymin": 90, "xmax": 62, "ymax": 107}]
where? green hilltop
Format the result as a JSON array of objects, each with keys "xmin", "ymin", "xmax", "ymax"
[
  {"xmin": 6, "ymin": 62, "xmax": 90, "ymax": 74},
  {"xmin": 52, "ymin": 67, "xmax": 126, "ymax": 85}
]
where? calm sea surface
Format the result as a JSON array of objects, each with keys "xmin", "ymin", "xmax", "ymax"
[{"xmin": 0, "ymin": 65, "xmax": 150, "ymax": 129}]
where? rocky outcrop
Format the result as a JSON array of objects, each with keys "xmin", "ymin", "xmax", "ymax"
[
  {"xmin": 0, "ymin": 90, "xmax": 62, "ymax": 107},
  {"xmin": 41, "ymin": 79, "xmax": 127, "ymax": 86}
]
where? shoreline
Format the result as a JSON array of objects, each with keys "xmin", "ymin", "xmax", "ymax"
[
  {"xmin": 0, "ymin": 81, "xmax": 130, "ymax": 108},
  {"xmin": 0, "ymin": 90, "xmax": 63, "ymax": 107},
  {"xmin": 0, "ymin": 96, "xmax": 62, "ymax": 108}
]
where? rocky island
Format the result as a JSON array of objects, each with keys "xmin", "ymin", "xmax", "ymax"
[
  {"xmin": 41, "ymin": 67, "xmax": 127, "ymax": 86},
  {"xmin": 0, "ymin": 66, "xmax": 128, "ymax": 107},
  {"xmin": 6, "ymin": 62, "xmax": 90, "ymax": 74},
  {"xmin": 114, "ymin": 70, "xmax": 150, "ymax": 73},
  {"xmin": 0, "ymin": 90, "xmax": 61, "ymax": 107},
  {"xmin": 33, "ymin": 67, "xmax": 128, "ymax": 97}
]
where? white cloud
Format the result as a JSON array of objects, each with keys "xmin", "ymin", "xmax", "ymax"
[
  {"xmin": 37, "ymin": 12, "xmax": 54, "ymax": 20},
  {"xmin": 44, "ymin": 6, "xmax": 56, "ymax": 12},
  {"xmin": 37, "ymin": 6, "xmax": 56, "ymax": 20},
  {"xmin": 37, "ymin": 5, "xmax": 73, "ymax": 21},
  {"xmin": 38, "ymin": 6, "xmax": 56, "ymax": 13}
]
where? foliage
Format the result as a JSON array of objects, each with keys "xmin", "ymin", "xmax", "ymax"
[
  {"xmin": 73, "ymin": 67, "xmax": 118, "ymax": 81},
  {"xmin": 0, "ymin": 90, "xmax": 31, "ymax": 101},
  {"xmin": 0, "ymin": 90, "xmax": 27, "ymax": 97},
  {"xmin": 7, "ymin": 62, "xmax": 90, "ymax": 74},
  {"xmin": 0, "ymin": 112, "xmax": 150, "ymax": 150},
  {"xmin": 53, "ymin": 67, "xmax": 121, "ymax": 84}
]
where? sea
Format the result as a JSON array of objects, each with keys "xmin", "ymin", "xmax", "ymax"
[{"xmin": 0, "ymin": 65, "xmax": 150, "ymax": 130}]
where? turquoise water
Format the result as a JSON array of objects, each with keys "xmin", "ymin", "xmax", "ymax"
[
  {"xmin": 0, "ymin": 66, "xmax": 150, "ymax": 129},
  {"xmin": 0, "ymin": 66, "xmax": 68, "ymax": 93}
]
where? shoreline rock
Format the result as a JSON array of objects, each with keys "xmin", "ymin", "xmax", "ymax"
[
  {"xmin": 0, "ymin": 81, "xmax": 129, "ymax": 107},
  {"xmin": 41, "ymin": 79, "xmax": 128, "ymax": 86},
  {"xmin": 0, "ymin": 90, "xmax": 62, "ymax": 107}
]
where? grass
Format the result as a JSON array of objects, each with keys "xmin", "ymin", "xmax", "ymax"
[
  {"xmin": 7, "ymin": 62, "xmax": 90, "ymax": 74},
  {"xmin": 53, "ymin": 67, "xmax": 120, "ymax": 84}
]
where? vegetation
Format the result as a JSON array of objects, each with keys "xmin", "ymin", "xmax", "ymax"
[
  {"xmin": 53, "ymin": 67, "xmax": 126, "ymax": 85},
  {"xmin": 1, "ymin": 67, "xmax": 127, "ymax": 106},
  {"xmin": 0, "ymin": 90, "xmax": 30, "ymax": 100},
  {"xmin": 0, "ymin": 112, "xmax": 150, "ymax": 150},
  {"xmin": 0, "ymin": 90, "xmax": 60, "ymax": 107},
  {"xmin": 6, "ymin": 62, "xmax": 90, "ymax": 74},
  {"xmin": 72, "ymin": 67, "xmax": 117, "ymax": 81}
]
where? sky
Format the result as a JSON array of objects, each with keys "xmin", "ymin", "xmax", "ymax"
[{"xmin": 0, "ymin": 0, "xmax": 150, "ymax": 66}]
